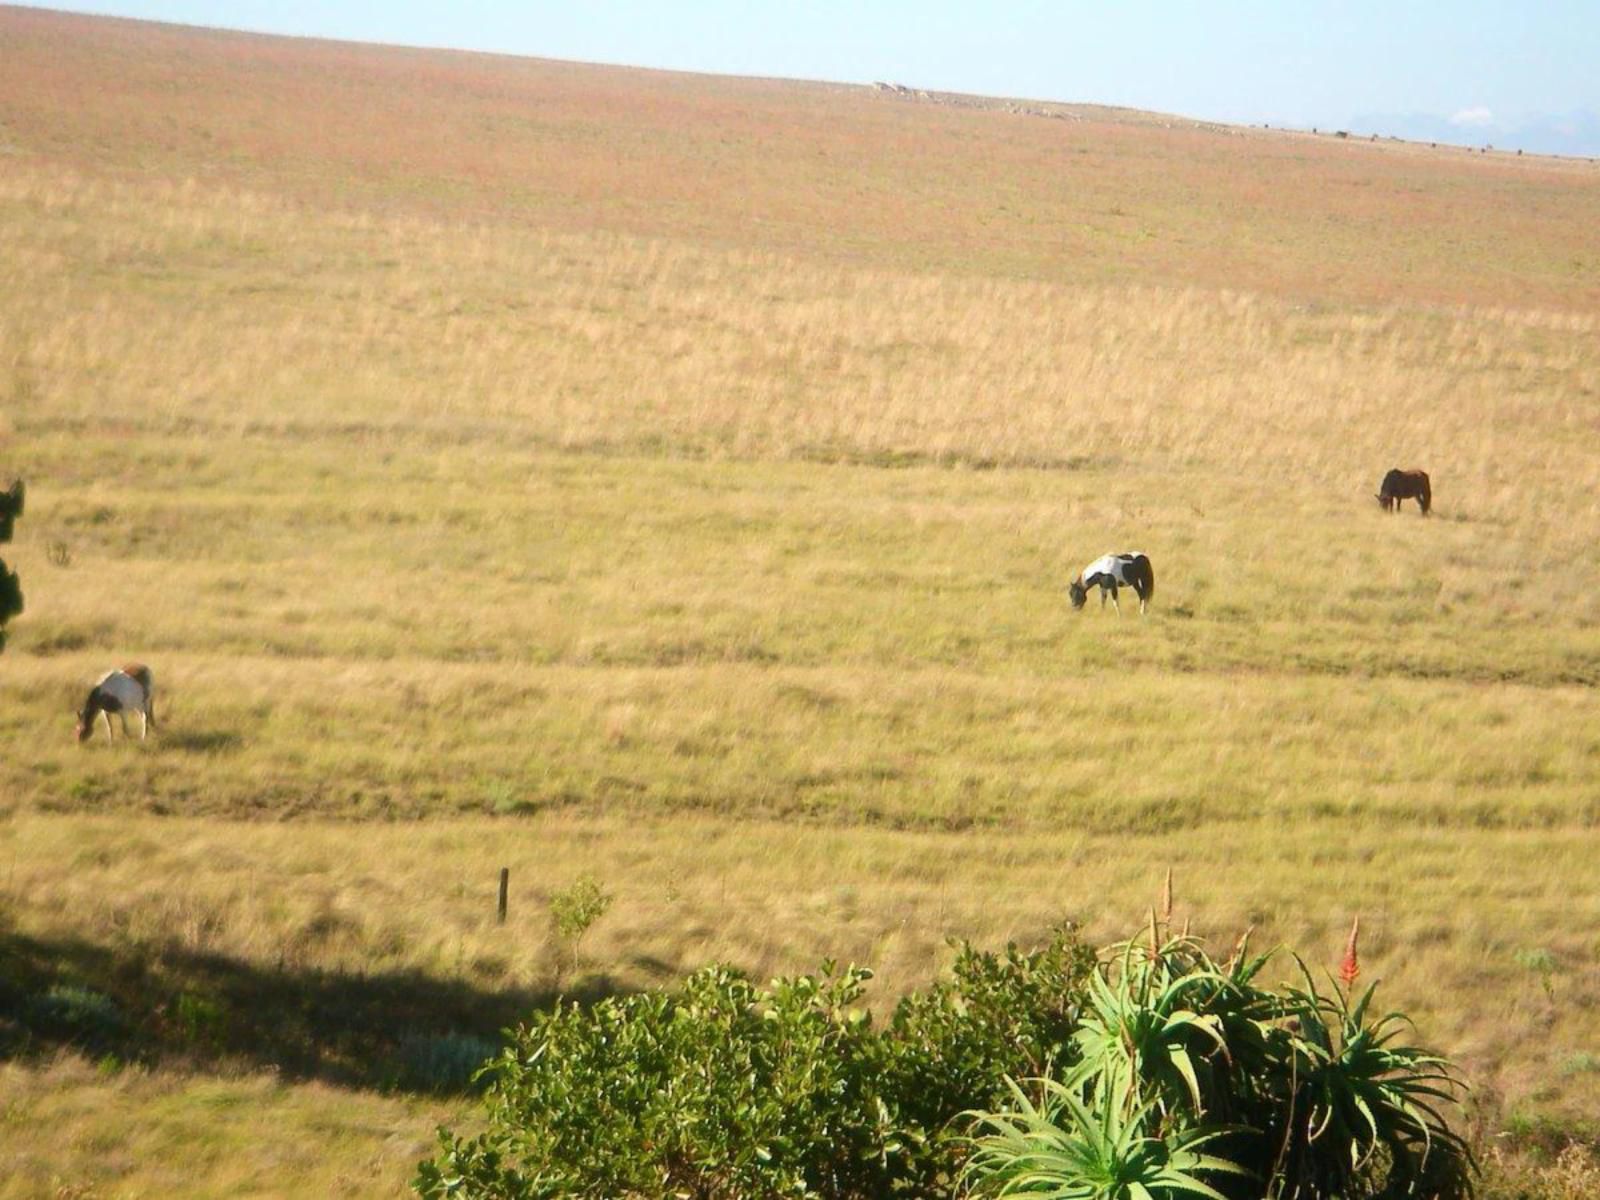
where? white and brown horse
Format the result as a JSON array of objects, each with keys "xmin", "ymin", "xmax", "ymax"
[
  {"xmin": 1376, "ymin": 468, "xmax": 1431, "ymax": 515},
  {"xmin": 1068, "ymin": 552, "xmax": 1155, "ymax": 615},
  {"xmin": 76, "ymin": 663, "xmax": 157, "ymax": 743}
]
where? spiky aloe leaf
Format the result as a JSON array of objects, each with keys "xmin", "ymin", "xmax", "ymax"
[{"xmin": 960, "ymin": 1077, "xmax": 1249, "ymax": 1200}]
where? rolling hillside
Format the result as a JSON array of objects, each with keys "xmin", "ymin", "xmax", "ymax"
[{"xmin": 2, "ymin": 5, "xmax": 1599, "ymax": 1195}]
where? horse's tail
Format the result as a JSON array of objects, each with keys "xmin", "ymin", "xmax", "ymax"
[
  {"xmin": 1419, "ymin": 473, "xmax": 1432, "ymax": 514},
  {"xmin": 1135, "ymin": 555, "xmax": 1155, "ymax": 604}
]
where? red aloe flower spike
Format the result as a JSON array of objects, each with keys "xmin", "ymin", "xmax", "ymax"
[{"xmin": 1339, "ymin": 916, "xmax": 1361, "ymax": 989}]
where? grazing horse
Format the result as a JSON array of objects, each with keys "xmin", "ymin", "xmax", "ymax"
[
  {"xmin": 1068, "ymin": 552, "xmax": 1155, "ymax": 615},
  {"xmin": 1376, "ymin": 468, "xmax": 1431, "ymax": 515},
  {"xmin": 76, "ymin": 663, "xmax": 157, "ymax": 743}
]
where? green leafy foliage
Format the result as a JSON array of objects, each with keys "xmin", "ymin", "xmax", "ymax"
[
  {"xmin": 26, "ymin": 983, "xmax": 124, "ymax": 1052},
  {"xmin": 416, "ymin": 931, "xmax": 1095, "ymax": 1199},
  {"xmin": 884, "ymin": 934, "xmax": 1098, "ymax": 1134},
  {"xmin": 0, "ymin": 480, "xmax": 23, "ymax": 545},
  {"xmin": 547, "ymin": 876, "xmax": 613, "ymax": 981},
  {"xmin": 173, "ymin": 990, "xmax": 229, "ymax": 1051},
  {"xmin": 415, "ymin": 924, "xmax": 1472, "ymax": 1200},
  {"xmin": 0, "ymin": 479, "xmax": 23, "ymax": 653}
]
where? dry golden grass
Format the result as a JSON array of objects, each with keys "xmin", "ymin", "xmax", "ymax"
[
  {"xmin": 2, "ymin": 7, "xmax": 1600, "ymax": 1196},
  {"xmin": 6, "ymin": 166, "xmax": 1597, "ymax": 522},
  {"xmin": 0, "ymin": 1054, "xmax": 466, "ymax": 1199},
  {"xmin": 3, "ymin": 810, "xmax": 1599, "ymax": 1193},
  {"xmin": 3, "ymin": 5, "xmax": 1599, "ymax": 308}
]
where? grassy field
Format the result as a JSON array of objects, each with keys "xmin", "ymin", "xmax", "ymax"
[{"xmin": 3, "ymin": 5, "xmax": 1600, "ymax": 1196}]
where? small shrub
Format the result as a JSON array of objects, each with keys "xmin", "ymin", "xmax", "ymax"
[
  {"xmin": 173, "ymin": 991, "xmax": 227, "ymax": 1049},
  {"xmin": 416, "ymin": 930, "xmax": 1093, "ymax": 1199},
  {"xmin": 483, "ymin": 779, "xmax": 531, "ymax": 815},
  {"xmin": 0, "ymin": 478, "xmax": 22, "ymax": 653},
  {"xmin": 1481, "ymin": 1143, "xmax": 1600, "ymax": 1200},
  {"xmin": 1512, "ymin": 947, "xmax": 1556, "ymax": 973},
  {"xmin": 396, "ymin": 1032, "xmax": 500, "ymax": 1094},
  {"xmin": 1559, "ymin": 1052, "xmax": 1600, "ymax": 1076},
  {"xmin": 27, "ymin": 984, "xmax": 124, "ymax": 1051},
  {"xmin": 884, "ymin": 931, "xmax": 1096, "ymax": 1131},
  {"xmin": 1514, "ymin": 947, "xmax": 1558, "ymax": 1001},
  {"xmin": 418, "ymin": 963, "xmax": 895, "ymax": 1199},
  {"xmin": 548, "ymin": 875, "xmax": 612, "ymax": 981}
]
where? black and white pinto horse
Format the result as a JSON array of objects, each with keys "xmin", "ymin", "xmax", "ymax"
[
  {"xmin": 76, "ymin": 663, "xmax": 157, "ymax": 743},
  {"xmin": 1068, "ymin": 553, "xmax": 1155, "ymax": 615},
  {"xmin": 1376, "ymin": 468, "xmax": 1431, "ymax": 515}
]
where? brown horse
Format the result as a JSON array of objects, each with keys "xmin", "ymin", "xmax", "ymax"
[{"xmin": 1376, "ymin": 468, "xmax": 1431, "ymax": 515}]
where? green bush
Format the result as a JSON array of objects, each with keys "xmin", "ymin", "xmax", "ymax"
[
  {"xmin": 26, "ymin": 984, "xmax": 124, "ymax": 1052},
  {"xmin": 416, "ymin": 931, "xmax": 1094, "ymax": 1199},
  {"xmin": 0, "ymin": 478, "xmax": 23, "ymax": 653},
  {"xmin": 548, "ymin": 876, "xmax": 613, "ymax": 982},
  {"xmin": 415, "ymin": 924, "xmax": 1472, "ymax": 1200},
  {"xmin": 883, "ymin": 934, "xmax": 1097, "ymax": 1135}
]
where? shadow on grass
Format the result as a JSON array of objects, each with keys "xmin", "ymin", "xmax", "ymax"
[
  {"xmin": 159, "ymin": 728, "xmax": 245, "ymax": 754},
  {"xmin": 0, "ymin": 930, "xmax": 630, "ymax": 1093}
]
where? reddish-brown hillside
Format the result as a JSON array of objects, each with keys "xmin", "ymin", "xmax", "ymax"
[{"xmin": 2, "ymin": 4, "xmax": 1597, "ymax": 308}]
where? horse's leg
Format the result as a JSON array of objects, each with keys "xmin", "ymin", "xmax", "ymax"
[
  {"xmin": 1110, "ymin": 582, "xmax": 1121, "ymax": 615},
  {"xmin": 140, "ymin": 709, "xmax": 148, "ymax": 739},
  {"xmin": 102, "ymin": 710, "xmax": 113, "ymax": 743}
]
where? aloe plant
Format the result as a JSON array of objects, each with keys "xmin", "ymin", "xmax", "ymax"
[
  {"xmin": 960, "ymin": 1077, "xmax": 1247, "ymax": 1199},
  {"xmin": 1268, "ymin": 961, "xmax": 1475, "ymax": 1198},
  {"xmin": 1066, "ymin": 935, "xmax": 1235, "ymax": 1119},
  {"xmin": 960, "ymin": 917, "xmax": 1475, "ymax": 1200}
]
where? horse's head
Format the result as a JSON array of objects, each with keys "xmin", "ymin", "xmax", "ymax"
[
  {"xmin": 75, "ymin": 692, "xmax": 98, "ymax": 743},
  {"xmin": 1068, "ymin": 578, "xmax": 1088, "ymax": 610},
  {"xmin": 1374, "ymin": 493, "xmax": 1391, "ymax": 510}
]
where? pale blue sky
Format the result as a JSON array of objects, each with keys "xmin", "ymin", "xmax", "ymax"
[{"xmin": 24, "ymin": 2, "xmax": 1600, "ymax": 151}]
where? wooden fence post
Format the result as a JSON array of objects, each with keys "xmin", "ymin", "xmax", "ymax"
[{"xmin": 498, "ymin": 867, "xmax": 509, "ymax": 925}]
